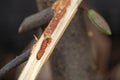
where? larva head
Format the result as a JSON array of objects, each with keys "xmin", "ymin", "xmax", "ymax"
[{"xmin": 87, "ymin": 9, "xmax": 112, "ymax": 35}]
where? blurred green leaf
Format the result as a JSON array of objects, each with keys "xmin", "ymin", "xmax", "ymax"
[{"xmin": 87, "ymin": 9, "xmax": 112, "ymax": 35}]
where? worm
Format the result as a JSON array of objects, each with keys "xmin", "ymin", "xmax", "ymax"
[{"xmin": 37, "ymin": 38, "xmax": 52, "ymax": 60}]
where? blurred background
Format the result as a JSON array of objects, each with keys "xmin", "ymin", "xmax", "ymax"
[
  {"xmin": 87, "ymin": 0, "xmax": 120, "ymax": 72},
  {"xmin": 0, "ymin": 0, "xmax": 120, "ymax": 80}
]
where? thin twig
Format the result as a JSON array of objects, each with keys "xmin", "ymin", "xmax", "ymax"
[
  {"xmin": 19, "ymin": 7, "xmax": 53, "ymax": 33},
  {"xmin": 0, "ymin": 49, "xmax": 30, "ymax": 78}
]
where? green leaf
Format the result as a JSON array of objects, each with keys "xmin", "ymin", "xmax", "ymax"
[{"xmin": 87, "ymin": 9, "xmax": 112, "ymax": 35}]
